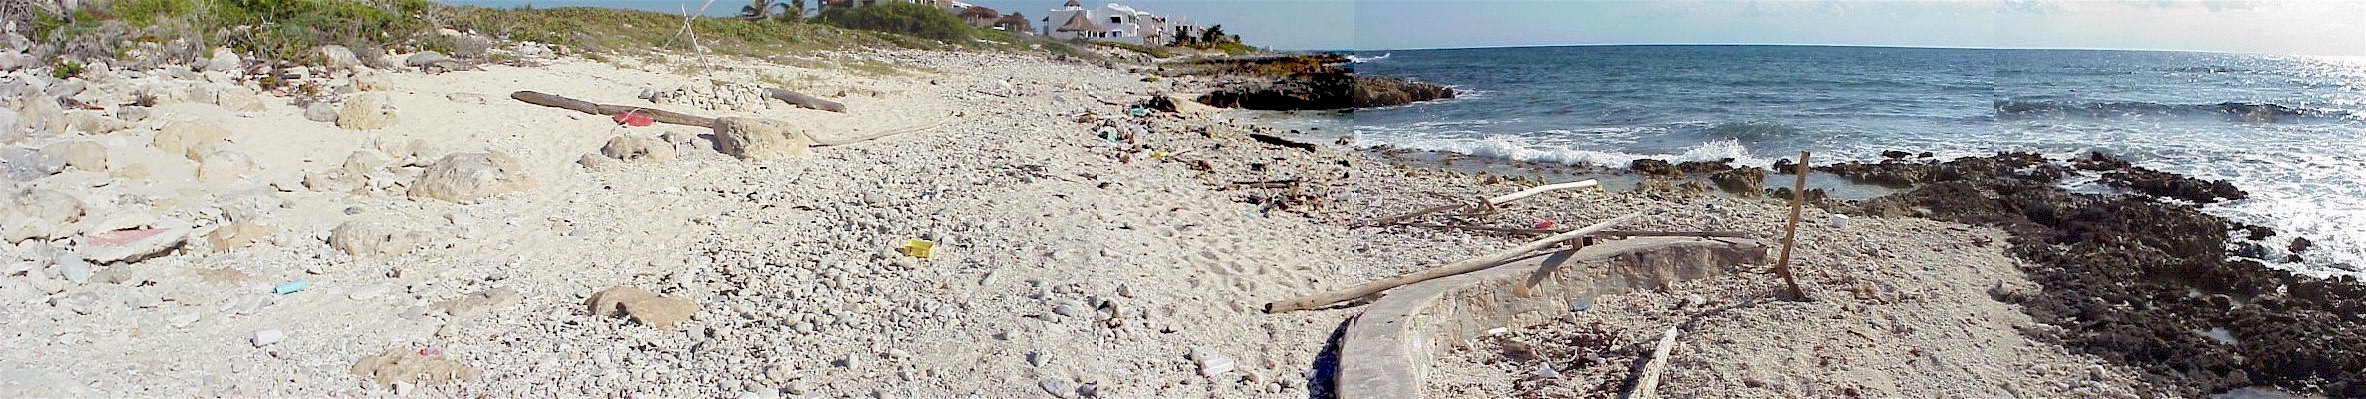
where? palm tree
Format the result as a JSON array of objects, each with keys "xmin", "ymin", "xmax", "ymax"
[
  {"xmin": 1198, "ymin": 24, "xmax": 1228, "ymax": 45},
  {"xmin": 739, "ymin": 0, "xmax": 806, "ymax": 21}
]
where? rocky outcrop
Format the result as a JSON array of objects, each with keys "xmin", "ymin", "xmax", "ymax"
[
  {"xmin": 1351, "ymin": 76, "xmax": 1454, "ymax": 108},
  {"xmin": 1185, "ymin": 55, "xmax": 1453, "ymax": 111},
  {"xmin": 1828, "ymin": 152, "xmax": 2366, "ymax": 397}
]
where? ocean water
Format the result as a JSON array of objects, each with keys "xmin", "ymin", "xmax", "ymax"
[{"xmin": 1325, "ymin": 45, "xmax": 2366, "ymax": 277}]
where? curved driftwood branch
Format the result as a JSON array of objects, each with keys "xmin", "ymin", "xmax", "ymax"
[
  {"xmin": 1357, "ymin": 180, "xmax": 1600, "ymax": 227},
  {"xmin": 1625, "ymin": 326, "xmax": 1682, "ymax": 399},
  {"xmin": 1265, "ymin": 212, "xmax": 1642, "ymax": 313},
  {"xmin": 511, "ymin": 91, "xmax": 718, "ymax": 127}
]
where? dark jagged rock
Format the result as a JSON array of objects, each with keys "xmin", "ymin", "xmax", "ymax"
[
  {"xmin": 1835, "ymin": 152, "xmax": 2366, "ymax": 397},
  {"xmin": 1186, "ymin": 55, "xmax": 1453, "ymax": 111},
  {"xmin": 1629, "ymin": 159, "xmax": 1677, "ymax": 177},
  {"xmin": 1880, "ymin": 150, "xmax": 1912, "ymax": 159},
  {"xmin": 1629, "ymin": 158, "xmax": 1733, "ymax": 178},
  {"xmin": 2098, "ymin": 169, "xmax": 2247, "ymax": 204},
  {"xmin": 1707, "ymin": 166, "xmax": 1766, "ymax": 197},
  {"xmin": 1351, "ymin": 76, "xmax": 1454, "ymax": 108}
]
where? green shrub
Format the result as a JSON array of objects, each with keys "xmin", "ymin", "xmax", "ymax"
[{"xmin": 813, "ymin": 2, "xmax": 967, "ymax": 42}]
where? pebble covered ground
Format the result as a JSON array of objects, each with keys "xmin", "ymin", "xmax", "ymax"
[{"xmin": 0, "ymin": 34, "xmax": 2175, "ymax": 399}]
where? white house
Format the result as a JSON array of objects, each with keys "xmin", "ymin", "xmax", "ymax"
[{"xmin": 1041, "ymin": 1, "xmax": 1196, "ymax": 46}]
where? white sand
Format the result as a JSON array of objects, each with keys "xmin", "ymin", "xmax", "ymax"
[{"xmin": 1, "ymin": 43, "xmax": 2161, "ymax": 398}]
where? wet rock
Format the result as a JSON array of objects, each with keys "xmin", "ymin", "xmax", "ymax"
[
  {"xmin": 39, "ymin": 141, "xmax": 105, "ymax": 172},
  {"xmin": 303, "ymin": 102, "xmax": 337, "ymax": 122},
  {"xmin": 585, "ymin": 285, "xmax": 697, "ymax": 330},
  {"xmin": 712, "ymin": 117, "xmax": 812, "ymax": 160},
  {"xmin": 1708, "ymin": 166, "xmax": 1767, "ymax": 197},
  {"xmin": 336, "ymin": 92, "xmax": 397, "ymax": 130},
  {"xmin": 600, "ymin": 135, "xmax": 676, "ymax": 163},
  {"xmin": 2098, "ymin": 168, "xmax": 2246, "ymax": 204},
  {"xmin": 350, "ymin": 347, "xmax": 481, "ymax": 389},
  {"xmin": 1351, "ymin": 76, "xmax": 1455, "ymax": 108},
  {"xmin": 152, "ymin": 120, "xmax": 230, "ymax": 161},
  {"xmin": 77, "ymin": 227, "xmax": 190, "ymax": 264},
  {"xmin": 409, "ymin": 152, "xmax": 531, "ymax": 203},
  {"xmin": 328, "ymin": 219, "xmax": 422, "ymax": 258}
]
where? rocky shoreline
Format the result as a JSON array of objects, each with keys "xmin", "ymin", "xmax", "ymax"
[
  {"xmin": 1806, "ymin": 152, "xmax": 2363, "ymax": 396},
  {"xmin": 1168, "ymin": 54, "xmax": 1455, "ymax": 111}
]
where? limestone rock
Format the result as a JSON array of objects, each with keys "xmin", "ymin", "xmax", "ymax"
[
  {"xmin": 214, "ymin": 86, "xmax": 266, "ymax": 112},
  {"xmin": 201, "ymin": 47, "xmax": 241, "ymax": 73},
  {"xmin": 0, "ymin": 108, "xmax": 22, "ymax": 144},
  {"xmin": 328, "ymin": 219, "xmax": 421, "ymax": 258},
  {"xmin": 196, "ymin": 150, "xmax": 255, "ymax": 185},
  {"xmin": 3, "ymin": 188, "xmax": 85, "ymax": 243},
  {"xmin": 437, "ymin": 288, "xmax": 523, "ymax": 319},
  {"xmin": 336, "ymin": 93, "xmax": 397, "ymax": 130},
  {"xmin": 585, "ymin": 286, "xmax": 698, "ymax": 330},
  {"xmin": 711, "ymin": 117, "xmax": 812, "ymax": 160},
  {"xmin": 303, "ymin": 102, "xmax": 337, "ymax": 122},
  {"xmin": 352, "ymin": 71, "xmax": 394, "ymax": 92},
  {"xmin": 576, "ymin": 153, "xmax": 619, "ymax": 172},
  {"xmin": 408, "ymin": 152, "xmax": 531, "ymax": 203},
  {"xmin": 404, "ymin": 51, "xmax": 463, "ymax": 73},
  {"xmin": 205, "ymin": 221, "xmax": 274, "ymax": 251},
  {"xmin": 38, "ymin": 141, "xmax": 104, "ymax": 172},
  {"xmin": 0, "ymin": 147, "xmax": 64, "ymax": 181},
  {"xmin": 18, "ymin": 95, "xmax": 65, "ymax": 135},
  {"xmin": 350, "ymin": 347, "xmax": 480, "ymax": 389},
  {"xmin": 318, "ymin": 45, "xmax": 363, "ymax": 71},
  {"xmin": 600, "ymin": 135, "xmax": 676, "ymax": 163},
  {"xmin": 152, "ymin": 120, "xmax": 230, "ymax": 161},
  {"xmin": 77, "ymin": 227, "xmax": 190, "ymax": 264}
]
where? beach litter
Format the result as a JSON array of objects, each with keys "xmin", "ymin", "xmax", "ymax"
[
  {"xmin": 273, "ymin": 280, "xmax": 308, "ymax": 295},
  {"xmin": 900, "ymin": 239, "xmax": 936, "ymax": 258},
  {"xmin": 611, "ymin": 111, "xmax": 654, "ymax": 127}
]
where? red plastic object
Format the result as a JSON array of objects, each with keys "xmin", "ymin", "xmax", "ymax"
[
  {"xmin": 1532, "ymin": 220, "xmax": 1557, "ymax": 229},
  {"xmin": 612, "ymin": 112, "xmax": 653, "ymax": 127}
]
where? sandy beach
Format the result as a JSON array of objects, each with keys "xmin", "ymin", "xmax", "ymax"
[{"xmin": 0, "ymin": 20, "xmax": 2317, "ymax": 399}]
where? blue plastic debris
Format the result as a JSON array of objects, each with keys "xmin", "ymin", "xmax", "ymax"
[{"xmin": 273, "ymin": 280, "xmax": 308, "ymax": 295}]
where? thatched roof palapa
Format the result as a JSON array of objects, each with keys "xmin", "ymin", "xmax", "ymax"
[
  {"xmin": 1062, "ymin": 0, "xmax": 1082, "ymax": 8},
  {"xmin": 1056, "ymin": 11, "xmax": 1100, "ymax": 32}
]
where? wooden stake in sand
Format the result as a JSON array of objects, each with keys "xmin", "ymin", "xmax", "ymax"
[
  {"xmin": 1357, "ymin": 180, "xmax": 1600, "ymax": 227},
  {"xmin": 1772, "ymin": 151, "xmax": 1811, "ymax": 301},
  {"xmin": 1625, "ymin": 326, "xmax": 1682, "ymax": 399},
  {"xmin": 1264, "ymin": 212, "xmax": 1641, "ymax": 313}
]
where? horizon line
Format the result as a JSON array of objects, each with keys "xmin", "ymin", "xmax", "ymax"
[{"xmin": 1333, "ymin": 43, "xmax": 2315, "ymax": 56}]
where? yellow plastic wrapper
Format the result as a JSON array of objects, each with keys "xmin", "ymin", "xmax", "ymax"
[{"xmin": 899, "ymin": 239, "xmax": 935, "ymax": 258}]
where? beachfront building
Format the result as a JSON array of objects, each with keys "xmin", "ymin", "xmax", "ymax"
[{"xmin": 1041, "ymin": 0, "xmax": 1198, "ymax": 46}]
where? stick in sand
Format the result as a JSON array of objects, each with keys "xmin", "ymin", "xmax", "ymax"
[
  {"xmin": 1357, "ymin": 180, "xmax": 1600, "ymax": 227},
  {"xmin": 1264, "ymin": 212, "xmax": 1641, "ymax": 313},
  {"xmin": 1624, "ymin": 326, "xmax": 1681, "ymax": 399},
  {"xmin": 1772, "ymin": 151, "xmax": 1811, "ymax": 301}
]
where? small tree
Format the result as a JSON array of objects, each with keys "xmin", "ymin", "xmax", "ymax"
[
  {"xmin": 739, "ymin": 0, "xmax": 805, "ymax": 22},
  {"xmin": 1198, "ymin": 24, "xmax": 1227, "ymax": 45},
  {"xmin": 814, "ymin": 2, "xmax": 970, "ymax": 42}
]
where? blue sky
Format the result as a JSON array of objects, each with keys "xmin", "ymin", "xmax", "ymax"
[{"xmin": 444, "ymin": 1, "xmax": 2366, "ymax": 55}]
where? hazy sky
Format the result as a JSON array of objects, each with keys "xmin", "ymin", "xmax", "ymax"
[{"xmin": 446, "ymin": 0, "xmax": 2366, "ymax": 54}]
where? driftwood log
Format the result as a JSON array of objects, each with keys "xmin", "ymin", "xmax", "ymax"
[
  {"xmin": 762, "ymin": 87, "xmax": 847, "ymax": 113},
  {"xmin": 511, "ymin": 91, "xmax": 718, "ymax": 127},
  {"xmin": 1626, "ymin": 326, "xmax": 1682, "ymax": 399},
  {"xmin": 1357, "ymin": 180, "xmax": 1600, "ymax": 227},
  {"xmin": 1264, "ymin": 212, "xmax": 1641, "ymax": 313}
]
